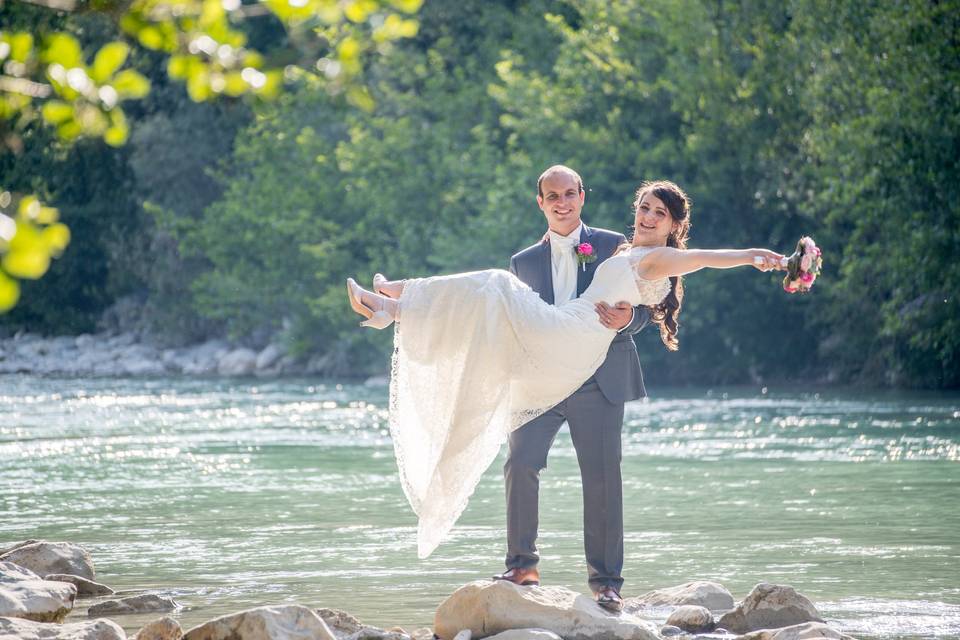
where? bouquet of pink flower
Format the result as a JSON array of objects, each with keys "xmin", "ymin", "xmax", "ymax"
[{"xmin": 782, "ymin": 236, "xmax": 822, "ymax": 293}]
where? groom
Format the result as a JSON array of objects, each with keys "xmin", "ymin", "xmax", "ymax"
[{"xmin": 493, "ymin": 165, "xmax": 649, "ymax": 612}]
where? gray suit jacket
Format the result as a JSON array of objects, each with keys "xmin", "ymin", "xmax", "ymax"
[{"xmin": 509, "ymin": 224, "xmax": 650, "ymax": 405}]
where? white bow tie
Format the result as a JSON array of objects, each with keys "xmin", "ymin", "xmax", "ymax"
[{"xmin": 548, "ymin": 232, "xmax": 579, "ymax": 251}]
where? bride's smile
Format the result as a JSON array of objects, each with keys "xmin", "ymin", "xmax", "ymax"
[{"xmin": 632, "ymin": 192, "xmax": 677, "ymax": 247}]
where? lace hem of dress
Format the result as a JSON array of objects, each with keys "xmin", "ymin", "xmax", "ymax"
[{"xmin": 388, "ymin": 324, "xmax": 580, "ymax": 559}]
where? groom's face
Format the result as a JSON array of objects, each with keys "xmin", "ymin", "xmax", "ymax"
[{"xmin": 537, "ymin": 173, "xmax": 585, "ymax": 236}]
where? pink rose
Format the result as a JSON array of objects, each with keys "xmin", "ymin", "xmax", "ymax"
[
  {"xmin": 800, "ymin": 254, "xmax": 813, "ymax": 271},
  {"xmin": 578, "ymin": 243, "xmax": 593, "ymax": 255},
  {"xmin": 800, "ymin": 271, "xmax": 814, "ymax": 283},
  {"xmin": 803, "ymin": 236, "xmax": 817, "ymax": 251}
]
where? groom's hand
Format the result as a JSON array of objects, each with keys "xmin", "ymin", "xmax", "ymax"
[{"xmin": 595, "ymin": 301, "xmax": 633, "ymax": 331}]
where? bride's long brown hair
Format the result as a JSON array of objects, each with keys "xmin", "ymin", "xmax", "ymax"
[{"xmin": 620, "ymin": 180, "xmax": 691, "ymax": 351}]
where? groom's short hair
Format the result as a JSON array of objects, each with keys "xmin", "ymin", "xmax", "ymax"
[{"xmin": 537, "ymin": 165, "xmax": 584, "ymax": 197}]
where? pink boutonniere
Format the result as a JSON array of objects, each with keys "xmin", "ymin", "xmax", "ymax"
[{"xmin": 575, "ymin": 242, "xmax": 597, "ymax": 271}]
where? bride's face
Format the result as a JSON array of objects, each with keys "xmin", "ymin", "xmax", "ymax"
[{"xmin": 632, "ymin": 192, "xmax": 677, "ymax": 247}]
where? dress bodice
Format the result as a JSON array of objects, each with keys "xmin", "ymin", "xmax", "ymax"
[{"xmin": 577, "ymin": 246, "xmax": 672, "ymax": 308}]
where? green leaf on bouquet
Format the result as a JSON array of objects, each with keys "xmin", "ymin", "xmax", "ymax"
[{"xmin": 91, "ymin": 42, "xmax": 130, "ymax": 84}]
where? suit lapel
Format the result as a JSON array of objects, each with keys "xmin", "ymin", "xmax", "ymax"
[
  {"xmin": 536, "ymin": 240, "xmax": 555, "ymax": 304},
  {"xmin": 576, "ymin": 224, "xmax": 597, "ymax": 296}
]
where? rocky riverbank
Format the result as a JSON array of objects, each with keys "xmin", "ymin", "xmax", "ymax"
[
  {"xmin": 0, "ymin": 332, "xmax": 375, "ymax": 379},
  {"xmin": 1, "ymin": 539, "xmax": 859, "ymax": 640}
]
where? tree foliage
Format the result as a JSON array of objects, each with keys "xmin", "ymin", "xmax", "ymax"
[{"xmin": 1, "ymin": 0, "xmax": 957, "ymax": 387}]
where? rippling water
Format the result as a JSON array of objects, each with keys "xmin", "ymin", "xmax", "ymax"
[{"xmin": 2, "ymin": 375, "xmax": 958, "ymax": 638}]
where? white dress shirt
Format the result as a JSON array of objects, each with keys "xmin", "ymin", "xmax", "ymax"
[{"xmin": 547, "ymin": 223, "xmax": 583, "ymax": 304}]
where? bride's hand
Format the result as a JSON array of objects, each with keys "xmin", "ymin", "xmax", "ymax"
[{"xmin": 750, "ymin": 249, "xmax": 786, "ymax": 271}]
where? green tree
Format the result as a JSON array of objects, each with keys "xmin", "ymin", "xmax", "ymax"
[{"xmin": 0, "ymin": 0, "xmax": 424, "ymax": 314}]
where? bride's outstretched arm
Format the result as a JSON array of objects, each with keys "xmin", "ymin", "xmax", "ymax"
[{"xmin": 635, "ymin": 247, "xmax": 785, "ymax": 280}]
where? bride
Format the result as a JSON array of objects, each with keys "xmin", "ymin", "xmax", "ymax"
[{"xmin": 346, "ymin": 180, "xmax": 785, "ymax": 558}]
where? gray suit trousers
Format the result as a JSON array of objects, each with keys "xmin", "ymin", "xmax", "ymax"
[{"xmin": 503, "ymin": 378, "xmax": 625, "ymax": 593}]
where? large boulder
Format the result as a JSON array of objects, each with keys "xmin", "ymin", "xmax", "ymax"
[
  {"xmin": 316, "ymin": 609, "xmax": 364, "ymax": 638},
  {"xmin": 0, "ymin": 561, "xmax": 77, "ymax": 623},
  {"xmin": 0, "ymin": 542, "xmax": 95, "ymax": 581},
  {"xmin": 217, "ymin": 349, "xmax": 258, "ymax": 376},
  {"xmin": 717, "ymin": 584, "xmax": 824, "ymax": 635},
  {"xmin": 664, "ymin": 606, "xmax": 714, "ymax": 634},
  {"xmin": 44, "ymin": 575, "xmax": 114, "ymax": 597},
  {"xmin": 88, "ymin": 595, "xmax": 178, "ymax": 617},
  {"xmin": 733, "ymin": 621, "xmax": 855, "ymax": 640},
  {"xmin": 315, "ymin": 608, "xmax": 410, "ymax": 640},
  {"xmin": 134, "ymin": 616, "xmax": 183, "ymax": 640},
  {"xmin": 624, "ymin": 581, "xmax": 734, "ymax": 612},
  {"xmin": 184, "ymin": 605, "xmax": 337, "ymax": 640},
  {"xmin": 255, "ymin": 345, "xmax": 284, "ymax": 371},
  {"xmin": 434, "ymin": 581, "xmax": 660, "ymax": 640},
  {"xmin": 0, "ymin": 616, "xmax": 124, "ymax": 640}
]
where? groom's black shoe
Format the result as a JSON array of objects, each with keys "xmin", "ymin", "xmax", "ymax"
[
  {"xmin": 492, "ymin": 567, "xmax": 540, "ymax": 586},
  {"xmin": 595, "ymin": 587, "xmax": 623, "ymax": 613}
]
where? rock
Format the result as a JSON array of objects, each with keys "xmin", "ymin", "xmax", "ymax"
[
  {"xmin": 624, "ymin": 581, "xmax": 735, "ymax": 612},
  {"xmin": 733, "ymin": 621, "xmax": 854, "ymax": 640},
  {"xmin": 88, "ymin": 595, "xmax": 179, "ymax": 616},
  {"xmin": 134, "ymin": 616, "xmax": 183, "ymax": 640},
  {"xmin": 120, "ymin": 358, "xmax": 165, "ymax": 376},
  {"xmin": 184, "ymin": 604, "xmax": 336, "ymax": 640},
  {"xmin": 0, "ymin": 541, "xmax": 37, "ymax": 557},
  {"xmin": 665, "ymin": 605, "xmax": 714, "ymax": 633},
  {"xmin": 314, "ymin": 608, "xmax": 410, "ymax": 640},
  {"xmin": 410, "ymin": 629, "xmax": 433, "ymax": 640},
  {"xmin": 106, "ymin": 334, "xmax": 137, "ymax": 349},
  {"xmin": 658, "ymin": 627, "xmax": 682, "ymax": 637},
  {"xmin": 44, "ymin": 575, "xmax": 114, "ymax": 597},
  {"xmin": 349, "ymin": 628, "xmax": 410, "ymax": 640},
  {"xmin": 316, "ymin": 609, "xmax": 364, "ymax": 638},
  {"xmin": 717, "ymin": 584, "xmax": 824, "ymax": 635},
  {"xmin": 484, "ymin": 630, "xmax": 562, "ymax": 640},
  {"xmin": 255, "ymin": 345, "xmax": 284, "ymax": 371},
  {"xmin": 434, "ymin": 581, "xmax": 659, "ymax": 640},
  {"xmin": 0, "ymin": 561, "xmax": 77, "ymax": 623},
  {"xmin": 0, "ymin": 542, "xmax": 95, "ymax": 581},
  {"xmin": 217, "ymin": 348, "xmax": 258, "ymax": 376},
  {"xmin": 0, "ymin": 616, "xmax": 125, "ymax": 640}
]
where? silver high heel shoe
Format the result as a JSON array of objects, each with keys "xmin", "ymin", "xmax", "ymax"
[{"xmin": 346, "ymin": 278, "xmax": 395, "ymax": 330}]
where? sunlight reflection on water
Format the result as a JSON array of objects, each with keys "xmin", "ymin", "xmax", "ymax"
[{"xmin": 1, "ymin": 376, "xmax": 958, "ymax": 638}]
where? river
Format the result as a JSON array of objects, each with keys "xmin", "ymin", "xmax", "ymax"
[{"xmin": 2, "ymin": 375, "xmax": 958, "ymax": 638}]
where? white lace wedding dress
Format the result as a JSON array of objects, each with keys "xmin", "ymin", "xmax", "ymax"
[{"xmin": 389, "ymin": 246, "xmax": 671, "ymax": 557}]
